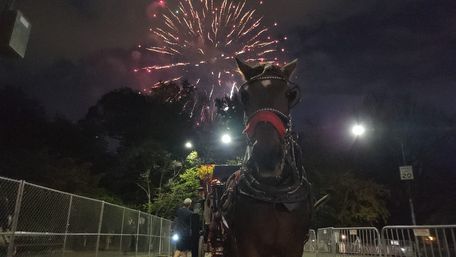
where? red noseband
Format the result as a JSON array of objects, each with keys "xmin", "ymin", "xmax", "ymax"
[{"xmin": 243, "ymin": 110, "xmax": 287, "ymax": 138}]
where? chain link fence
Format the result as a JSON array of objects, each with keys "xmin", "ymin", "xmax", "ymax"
[{"xmin": 0, "ymin": 176, "xmax": 173, "ymax": 257}]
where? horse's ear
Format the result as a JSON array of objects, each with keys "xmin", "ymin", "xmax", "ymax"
[
  {"xmin": 281, "ymin": 59, "xmax": 298, "ymax": 80},
  {"xmin": 236, "ymin": 58, "xmax": 257, "ymax": 80}
]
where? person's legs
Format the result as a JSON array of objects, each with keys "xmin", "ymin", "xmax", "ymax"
[{"xmin": 182, "ymin": 236, "xmax": 191, "ymax": 257}]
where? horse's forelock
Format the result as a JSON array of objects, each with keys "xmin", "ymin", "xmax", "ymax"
[{"xmin": 251, "ymin": 63, "xmax": 285, "ymax": 79}]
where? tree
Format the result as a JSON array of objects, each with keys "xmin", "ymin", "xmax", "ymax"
[
  {"xmin": 315, "ymin": 172, "xmax": 389, "ymax": 227},
  {"xmin": 356, "ymin": 92, "xmax": 456, "ymax": 224},
  {"xmin": 82, "ymin": 86, "xmax": 194, "ymax": 154},
  {"xmin": 137, "ymin": 159, "xmax": 183, "ymax": 214},
  {"xmin": 150, "ymin": 152, "xmax": 207, "ymax": 218},
  {"xmin": 0, "ymin": 86, "xmax": 114, "ymax": 200},
  {"xmin": 150, "ymin": 168, "xmax": 200, "ymax": 218},
  {"xmin": 80, "ymin": 85, "xmax": 195, "ymax": 205}
]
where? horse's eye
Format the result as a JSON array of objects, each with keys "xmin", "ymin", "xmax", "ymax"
[{"xmin": 286, "ymin": 90, "xmax": 297, "ymax": 102}]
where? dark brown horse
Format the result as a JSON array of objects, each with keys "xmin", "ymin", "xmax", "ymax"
[{"xmin": 220, "ymin": 59, "xmax": 313, "ymax": 257}]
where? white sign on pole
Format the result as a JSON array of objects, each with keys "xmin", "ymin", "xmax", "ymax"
[
  {"xmin": 413, "ymin": 228, "xmax": 430, "ymax": 237},
  {"xmin": 399, "ymin": 165, "xmax": 414, "ymax": 180}
]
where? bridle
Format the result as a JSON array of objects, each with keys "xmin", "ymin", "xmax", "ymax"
[
  {"xmin": 237, "ymin": 73, "xmax": 308, "ymax": 187},
  {"xmin": 239, "ymin": 74, "xmax": 301, "ymax": 140}
]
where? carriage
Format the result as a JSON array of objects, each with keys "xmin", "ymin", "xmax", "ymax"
[{"xmin": 197, "ymin": 165, "xmax": 240, "ymax": 257}]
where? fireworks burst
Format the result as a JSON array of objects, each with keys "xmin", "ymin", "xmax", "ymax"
[{"xmin": 138, "ymin": 0, "xmax": 285, "ymax": 122}]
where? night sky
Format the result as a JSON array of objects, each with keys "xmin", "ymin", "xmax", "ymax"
[{"xmin": 1, "ymin": 0, "xmax": 455, "ymax": 124}]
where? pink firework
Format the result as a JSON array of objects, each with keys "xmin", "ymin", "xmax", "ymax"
[{"xmin": 139, "ymin": 0, "xmax": 285, "ymax": 121}]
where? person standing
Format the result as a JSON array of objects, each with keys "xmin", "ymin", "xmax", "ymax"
[
  {"xmin": 173, "ymin": 198, "xmax": 193, "ymax": 257},
  {"xmin": 190, "ymin": 212, "xmax": 202, "ymax": 257}
]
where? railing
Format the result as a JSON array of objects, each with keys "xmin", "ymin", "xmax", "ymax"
[
  {"xmin": 332, "ymin": 227, "xmax": 381, "ymax": 256},
  {"xmin": 303, "ymin": 229, "xmax": 317, "ymax": 257},
  {"xmin": 304, "ymin": 225, "xmax": 456, "ymax": 257},
  {"xmin": 382, "ymin": 225, "xmax": 456, "ymax": 257},
  {"xmin": 0, "ymin": 176, "xmax": 173, "ymax": 257}
]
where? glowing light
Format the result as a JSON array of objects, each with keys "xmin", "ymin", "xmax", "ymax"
[
  {"xmin": 185, "ymin": 141, "xmax": 193, "ymax": 149},
  {"xmin": 221, "ymin": 134, "xmax": 232, "ymax": 144},
  {"xmin": 172, "ymin": 234, "xmax": 179, "ymax": 241},
  {"xmin": 139, "ymin": 0, "xmax": 283, "ymax": 122},
  {"xmin": 352, "ymin": 124, "xmax": 366, "ymax": 137}
]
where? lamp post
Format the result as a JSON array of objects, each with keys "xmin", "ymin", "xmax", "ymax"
[
  {"xmin": 350, "ymin": 123, "xmax": 417, "ymax": 225},
  {"xmin": 399, "ymin": 142, "xmax": 417, "ymax": 225}
]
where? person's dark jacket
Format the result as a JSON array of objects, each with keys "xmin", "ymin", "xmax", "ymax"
[{"xmin": 174, "ymin": 207, "xmax": 193, "ymax": 237}]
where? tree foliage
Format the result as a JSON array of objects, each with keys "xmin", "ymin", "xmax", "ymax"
[
  {"xmin": 316, "ymin": 173, "xmax": 389, "ymax": 227},
  {"xmin": 150, "ymin": 152, "xmax": 203, "ymax": 218}
]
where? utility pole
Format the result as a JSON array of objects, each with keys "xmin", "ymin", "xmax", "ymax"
[{"xmin": 400, "ymin": 142, "xmax": 417, "ymax": 225}]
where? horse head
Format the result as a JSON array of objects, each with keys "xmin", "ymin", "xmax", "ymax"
[{"xmin": 236, "ymin": 58, "xmax": 300, "ymax": 180}]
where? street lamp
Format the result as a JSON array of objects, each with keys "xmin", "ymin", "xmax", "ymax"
[
  {"xmin": 221, "ymin": 134, "xmax": 232, "ymax": 144},
  {"xmin": 351, "ymin": 124, "xmax": 366, "ymax": 137},
  {"xmin": 349, "ymin": 122, "xmax": 416, "ymax": 225},
  {"xmin": 184, "ymin": 141, "xmax": 193, "ymax": 149}
]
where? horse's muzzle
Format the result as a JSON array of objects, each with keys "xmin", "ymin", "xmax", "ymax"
[{"xmin": 243, "ymin": 110, "xmax": 287, "ymax": 139}]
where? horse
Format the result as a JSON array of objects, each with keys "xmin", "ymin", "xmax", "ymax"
[{"xmin": 219, "ymin": 58, "xmax": 313, "ymax": 257}]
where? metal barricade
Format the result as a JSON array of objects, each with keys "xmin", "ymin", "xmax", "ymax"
[
  {"xmin": 332, "ymin": 227, "xmax": 381, "ymax": 257},
  {"xmin": 0, "ymin": 176, "xmax": 173, "ymax": 257},
  {"xmin": 316, "ymin": 227, "xmax": 334, "ymax": 257},
  {"xmin": 382, "ymin": 225, "xmax": 456, "ymax": 257},
  {"xmin": 303, "ymin": 229, "xmax": 317, "ymax": 257},
  {"xmin": 315, "ymin": 227, "xmax": 381, "ymax": 257}
]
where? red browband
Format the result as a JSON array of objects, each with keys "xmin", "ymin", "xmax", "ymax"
[{"xmin": 243, "ymin": 110, "xmax": 287, "ymax": 138}]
